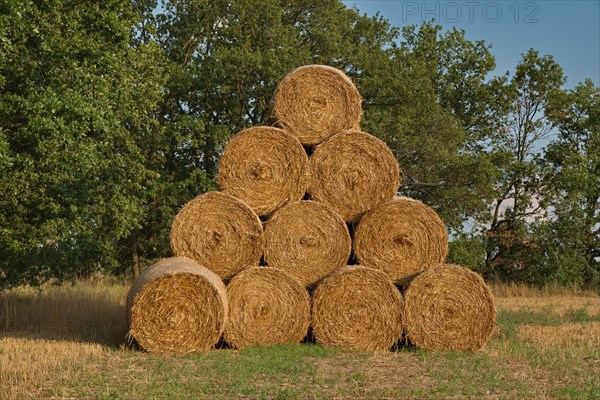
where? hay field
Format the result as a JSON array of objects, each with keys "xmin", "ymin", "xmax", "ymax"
[{"xmin": 1, "ymin": 280, "xmax": 599, "ymax": 399}]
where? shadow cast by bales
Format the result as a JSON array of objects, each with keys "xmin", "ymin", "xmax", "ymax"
[{"xmin": 0, "ymin": 283, "xmax": 129, "ymax": 347}]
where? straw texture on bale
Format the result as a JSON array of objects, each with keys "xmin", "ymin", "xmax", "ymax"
[
  {"xmin": 218, "ymin": 127, "xmax": 309, "ymax": 217},
  {"xmin": 127, "ymin": 257, "xmax": 228, "ymax": 353},
  {"xmin": 403, "ymin": 263, "xmax": 496, "ymax": 351},
  {"xmin": 311, "ymin": 266, "xmax": 403, "ymax": 351},
  {"xmin": 224, "ymin": 267, "xmax": 310, "ymax": 349},
  {"xmin": 354, "ymin": 196, "xmax": 448, "ymax": 285},
  {"xmin": 271, "ymin": 65, "xmax": 362, "ymax": 146},
  {"xmin": 308, "ymin": 130, "xmax": 401, "ymax": 222},
  {"xmin": 170, "ymin": 191, "xmax": 264, "ymax": 280},
  {"xmin": 264, "ymin": 200, "xmax": 351, "ymax": 286}
]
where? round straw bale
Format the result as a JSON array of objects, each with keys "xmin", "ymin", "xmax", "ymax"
[
  {"xmin": 126, "ymin": 257, "xmax": 228, "ymax": 353},
  {"xmin": 403, "ymin": 263, "xmax": 496, "ymax": 351},
  {"xmin": 271, "ymin": 65, "xmax": 362, "ymax": 146},
  {"xmin": 170, "ymin": 191, "xmax": 264, "ymax": 280},
  {"xmin": 264, "ymin": 200, "xmax": 351, "ymax": 286},
  {"xmin": 354, "ymin": 196, "xmax": 448, "ymax": 285},
  {"xmin": 224, "ymin": 267, "xmax": 310, "ymax": 349},
  {"xmin": 308, "ymin": 130, "xmax": 400, "ymax": 222},
  {"xmin": 218, "ymin": 127, "xmax": 308, "ymax": 217},
  {"xmin": 311, "ymin": 266, "xmax": 403, "ymax": 351}
]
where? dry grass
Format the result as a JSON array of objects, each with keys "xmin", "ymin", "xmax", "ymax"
[
  {"xmin": 0, "ymin": 337, "xmax": 105, "ymax": 400},
  {"xmin": 0, "ymin": 279, "xmax": 128, "ymax": 399},
  {"xmin": 496, "ymin": 296, "xmax": 600, "ymax": 317},
  {"xmin": 518, "ymin": 322, "xmax": 600, "ymax": 349},
  {"xmin": 0, "ymin": 278, "xmax": 128, "ymax": 346},
  {"xmin": 490, "ymin": 281, "xmax": 599, "ymax": 298}
]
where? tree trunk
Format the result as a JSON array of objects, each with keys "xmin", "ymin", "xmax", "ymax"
[{"xmin": 132, "ymin": 234, "xmax": 140, "ymax": 279}]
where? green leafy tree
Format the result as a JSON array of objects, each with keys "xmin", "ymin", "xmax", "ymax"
[
  {"xmin": 481, "ymin": 49, "xmax": 565, "ymax": 281},
  {"xmin": 131, "ymin": 0, "xmax": 403, "ymax": 276},
  {"xmin": 3, "ymin": 0, "xmax": 559, "ymax": 286},
  {"xmin": 447, "ymin": 232, "xmax": 487, "ymax": 272},
  {"xmin": 1, "ymin": 0, "xmax": 406, "ymax": 284},
  {"xmin": 366, "ymin": 22, "xmax": 510, "ymax": 231},
  {"xmin": 536, "ymin": 79, "xmax": 600, "ymax": 288},
  {"xmin": 0, "ymin": 0, "xmax": 168, "ymax": 286},
  {"xmin": 154, "ymin": 6, "xmax": 513, "ymax": 233}
]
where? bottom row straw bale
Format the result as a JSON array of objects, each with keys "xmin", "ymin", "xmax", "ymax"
[
  {"xmin": 311, "ymin": 266, "xmax": 404, "ymax": 351},
  {"xmin": 403, "ymin": 263, "xmax": 497, "ymax": 351},
  {"xmin": 126, "ymin": 260, "xmax": 496, "ymax": 353},
  {"xmin": 224, "ymin": 267, "xmax": 311, "ymax": 349},
  {"xmin": 127, "ymin": 257, "xmax": 228, "ymax": 353}
]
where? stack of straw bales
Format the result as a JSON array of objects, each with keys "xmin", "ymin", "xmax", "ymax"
[{"xmin": 126, "ymin": 65, "xmax": 496, "ymax": 354}]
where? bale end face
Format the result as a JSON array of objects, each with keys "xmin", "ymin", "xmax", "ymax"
[
  {"xmin": 170, "ymin": 191, "xmax": 264, "ymax": 280},
  {"xmin": 218, "ymin": 126, "xmax": 308, "ymax": 217},
  {"xmin": 127, "ymin": 257, "xmax": 228, "ymax": 353},
  {"xmin": 224, "ymin": 267, "xmax": 310, "ymax": 349},
  {"xmin": 354, "ymin": 196, "xmax": 448, "ymax": 284},
  {"xmin": 271, "ymin": 65, "xmax": 363, "ymax": 146},
  {"xmin": 264, "ymin": 200, "xmax": 351, "ymax": 286},
  {"xmin": 308, "ymin": 130, "xmax": 401, "ymax": 222},
  {"xmin": 403, "ymin": 263, "xmax": 496, "ymax": 351},
  {"xmin": 311, "ymin": 266, "xmax": 403, "ymax": 351}
]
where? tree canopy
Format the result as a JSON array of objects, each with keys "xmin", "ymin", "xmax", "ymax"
[{"xmin": 1, "ymin": 0, "xmax": 598, "ymax": 290}]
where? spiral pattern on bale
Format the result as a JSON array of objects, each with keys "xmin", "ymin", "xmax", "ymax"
[
  {"xmin": 224, "ymin": 267, "xmax": 311, "ymax": 349},
  {"xmin": 403, "ymin": 263, "xmax": 496, "ymax": 351},
  {"xmin": 311, "ymin": 266, "xmax": 403, "ymax": 351},
  {"xmin": 271, "ymin": 65, "xmax": 362, "ymax": 146},
  {"xmin": 126, "ymin": 257, "xmax": 228, "ymax": 353},
  {"xmin": 170, "ymin": 191, "xmax": 264, "ymax": 280},
  {"xmin": 308, "ymin": 130, "xmax": 401, "ymax": 222},
  {"xmin": 264, "ymin": 200, "xmax": 351, "ymax": 287},
  {"xmin": 218, "ymin": 126, "xmax": 309, "ymax": 217},
  {"xmin": 354, "ymin": 196, "xmax": 448, "ymax": 285}
]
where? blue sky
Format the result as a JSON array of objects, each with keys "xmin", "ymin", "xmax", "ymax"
[{"xmin": 341, "ymin": 1, "xmax": 600, "ymax": 88}]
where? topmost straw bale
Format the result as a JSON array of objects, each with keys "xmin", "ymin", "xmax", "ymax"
[{"xmin": 271, "ymin": 65, "xmax": 362, "ymax": 146}]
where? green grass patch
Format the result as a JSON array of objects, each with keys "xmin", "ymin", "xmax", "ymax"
[
  {"xmin": 496, "ymin": 305, "xmax": 600, "ymax": 343},
  {"xmin": 563, "ymin": 306, "xmax": 600, "ymax": 323},
  {"xmin": 67, "ymin": 344, "xmax": 342, "ymax": 400},
  {"xmin": 550, "ymin": 385, "xmax": 600, "ymax": 400},
  {"xmin": 414, "ymin": 349, "xmax": 538, "ymax": 399}
]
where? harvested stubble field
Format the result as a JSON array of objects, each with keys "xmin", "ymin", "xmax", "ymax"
[{"xmin": 1, "ymin": 280, "xmax": 599, "ymax": 400}]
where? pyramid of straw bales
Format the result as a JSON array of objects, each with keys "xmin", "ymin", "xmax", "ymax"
[{"xmin": 126, "ymin": 64, "xmax": 496, "ymax": 353}]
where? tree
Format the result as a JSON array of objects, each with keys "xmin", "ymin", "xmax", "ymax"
[
  {"xmin": 1, "ymin": 0, "xmax": 407, "ymax": 284},
  {"xmin": 153, "ymin": 7, "xmax": 511, "ymax": 233},
  {"xmin": 4, "ymin": 1, "xmax": 562, "ymax": 286},
  {"xmin": 128, "ymin": 0, "xmax": 403, "ymax": 276},
  {"xmin": 479, "ymin": 49, "xmax": 565, "ymax": 281},
  {"xmin": 537, "ymin": 79, "xmax": 600, "ymax": 288},
  {"xmin": 0, "ymin": 0, "xmax": 168, "ymax": 286},
  {"xmin": 366, "ymin": 22, "xmax": 510, "ymax": 231}
]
